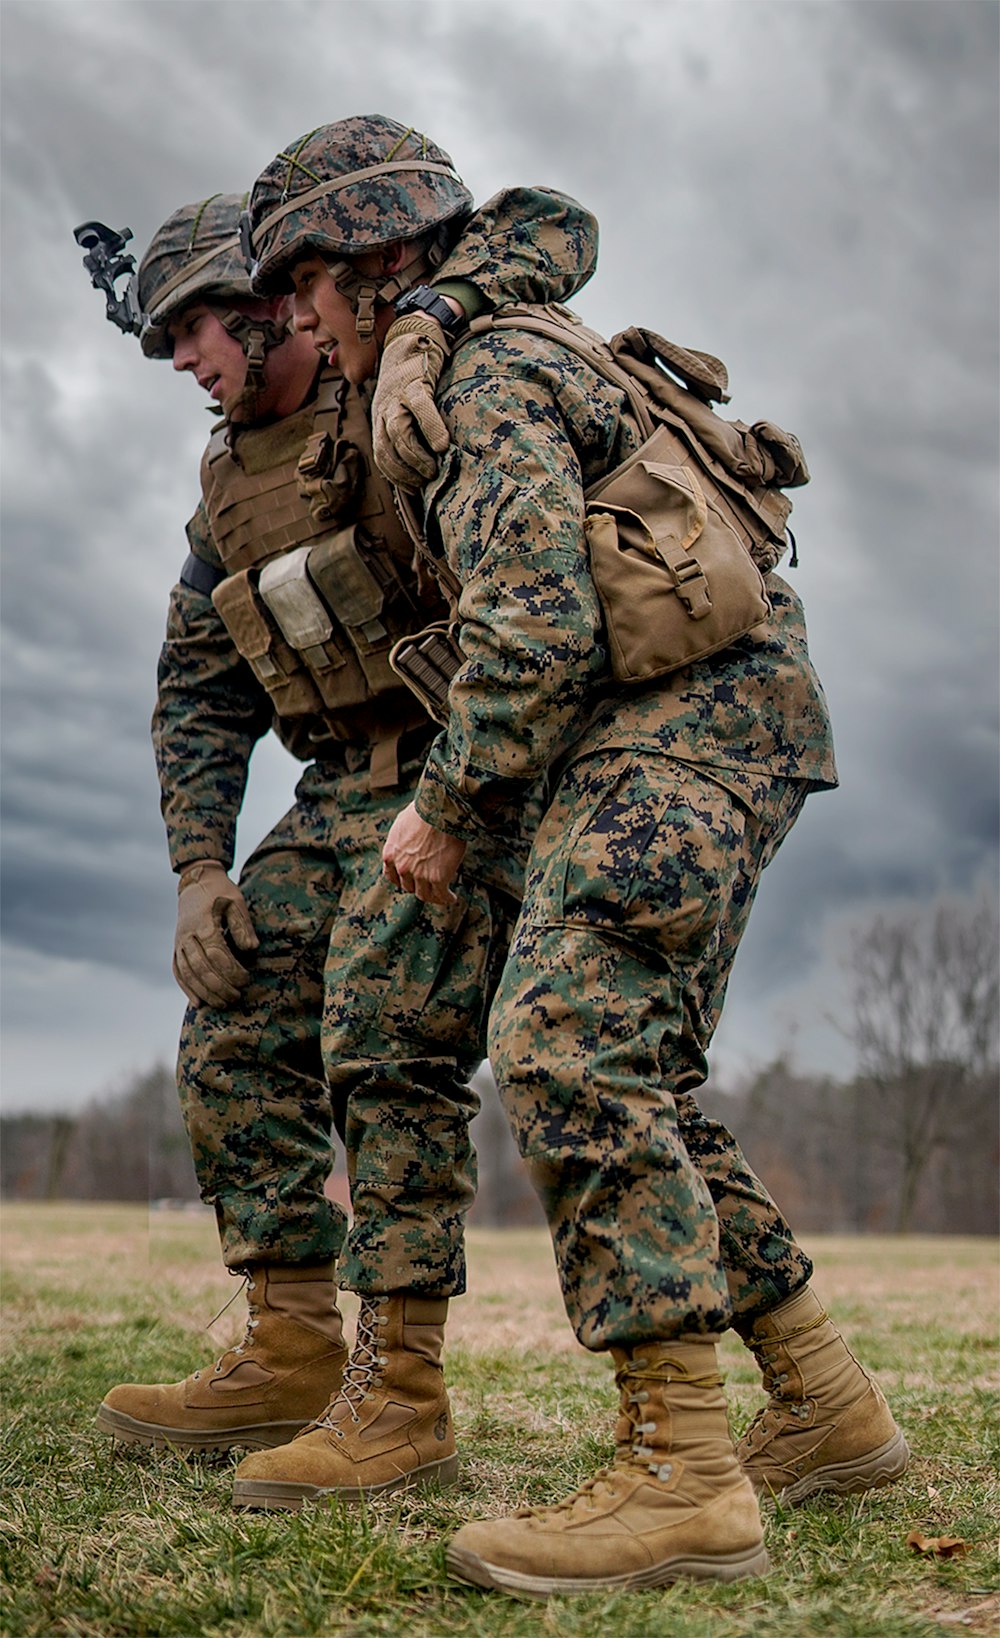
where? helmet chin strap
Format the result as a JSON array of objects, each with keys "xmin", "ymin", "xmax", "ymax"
[
  {"xmin": 218, "ymin": 308, "xmax": 293, "ymax": 424},
  {"xmin": 327, "ymin": 237, "xmax": 446, "ymax": 347}
]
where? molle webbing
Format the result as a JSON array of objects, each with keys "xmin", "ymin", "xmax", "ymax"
[
  {"xmin": 201, "ymin": 374, "xmax": 352, "ymax": 572},
  {"xmin": 202, "ymin": 372, "xmax": 417, "ymax": 578},
  {"xmin": 198, "ymin": 366, "xmax": 449, "ymax": 770}
]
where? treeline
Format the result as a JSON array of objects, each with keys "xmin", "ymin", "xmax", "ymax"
[
  {"xmin": 699, "ymin": 1061, "xmax": 998, "ymax": 1236},
  {"xmin": 4, "ymin": 894, "xmax": 996, "ymax": 1235},
  {"xmin": 2, "ymin": 1056, "xmax": 996, "ymax": 1235}
]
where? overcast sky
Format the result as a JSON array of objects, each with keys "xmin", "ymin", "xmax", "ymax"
[{"xmin": 2, "ymin": 0, "xmax": 997, "ymax": 1114}]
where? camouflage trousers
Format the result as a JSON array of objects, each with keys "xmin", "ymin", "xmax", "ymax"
[
  {"xmin": 178, "ymin": 745, "xmax": 513, "ymax": 1295},
  {"xmin": 487, "ymin": 749, "xmax": 815, "ymax": 1352}
]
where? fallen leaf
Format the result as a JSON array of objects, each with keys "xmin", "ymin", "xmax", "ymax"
[{"xmin": 906, "ymin": 1530, "xmax": 972, "ymax": 1558}]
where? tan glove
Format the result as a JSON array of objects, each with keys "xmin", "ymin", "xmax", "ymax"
[
  {"xmin": 173, "ymin": 860, "xmax": 259, "ymax": 1008},
  {"xmin": 371, "ymin": 314, "xmax": 451, "ymax": 490}
]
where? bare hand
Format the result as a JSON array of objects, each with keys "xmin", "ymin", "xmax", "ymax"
[{"xmin": 382, "ymin": 803, "xmax": 467, "ymax": 906}]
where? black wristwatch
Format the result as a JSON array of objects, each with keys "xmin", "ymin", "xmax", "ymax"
[{"xmin": 393, "ymin": 284, "xmax": 466, "ymax": 338}]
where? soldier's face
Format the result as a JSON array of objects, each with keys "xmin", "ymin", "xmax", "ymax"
[
  {"xmin": 168, "ymin": 304, "xmax": 248, "ymax": 407},
  {"xmin": 289, "ymin": 254, "xmax": 380, "ymax": 386}
]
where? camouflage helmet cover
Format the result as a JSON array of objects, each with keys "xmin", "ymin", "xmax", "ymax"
[
  {"xmin": 246, "ymin": 116, "xmax": 473, "ymax": 296},
  {"xmin": 138, "ymin": 193, "xmax": 251, "ymax": 358}
]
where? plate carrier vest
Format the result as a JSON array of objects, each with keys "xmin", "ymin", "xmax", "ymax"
[{"xmin": 194, "ymin": 367, "xmax": 447, "ymax": 784}]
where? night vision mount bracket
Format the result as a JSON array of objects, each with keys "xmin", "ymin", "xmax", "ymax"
[{"xmin": 73, "ymin": 220, "xmax": 143, "ymax": 336}]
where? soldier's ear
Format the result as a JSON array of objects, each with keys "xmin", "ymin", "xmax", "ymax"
[{"xmin": 380, "ymin": 243, "xmax": 408, "ymax": 275}]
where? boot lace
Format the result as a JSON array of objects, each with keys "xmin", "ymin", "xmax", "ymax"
[
  {"xmin": 192, "ymin": 1268, "xmax": 258, "ymax": 1381},
  {"xmin": 741, "ymin": 1313, "xmax": 827, "ymax": 1440},
  {"xmin": 518, "ymin": 1470, "xmax": 625, "ymax": 1521},
  {"xmin": 313, "ymin": 1295, "xmax": 389, "ymax": 1435},
  {"xmin": 614, "ymin": 1352, "xmax": 725, "ymax": 1482}
]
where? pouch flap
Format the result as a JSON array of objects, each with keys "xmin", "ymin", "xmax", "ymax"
[
  {"xmin": 212, "ymin": 571, "xmax": 273, "ymax": 661},
  {"xmin": 309, "ymin": 527, "xmax": 387, "ymax": 638},
  {"xmin": 590, "ymin": 461, "xmax": 708, "ymax": 561},
  {"xmin": 259, "ymin": 546, "xmax": 334, "ymax": 647},
  {"xmin": 613, "ymin": 326, "xmax": 731, "ymax": 404}
]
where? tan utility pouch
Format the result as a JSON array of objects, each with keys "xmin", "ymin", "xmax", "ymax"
[
  {"xmin": 585, "ymin": 429, "xmax": 771, "ymax": 683},
  {"xmin": 255, "ymin": 529, "xmax": 400, "ymax": 711},
  {"xmin": 388, "ymin": 622, "xmax": 464, "ymax": 727},
  {"xmin": 306, "ymin": 526, "xmax": 397, "ymax": 694},
  {"xmin": 212, "ymin": 569, "xmax": 328, "ymax": 719}
]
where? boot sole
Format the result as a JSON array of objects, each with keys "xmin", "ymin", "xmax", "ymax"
[
  {"xmin": 757, "ymin": 1427, "xmax": 911, "ymax": 1505},
  {"xmin": 445, "ymin": 1541, "xmax": 769, "ymax": 1597},
  {"xmin": 95, "ymin": 1404, "xmax": 308, "ymax": 1453},
  {"xmin": 231, "ymin": 1453, "xmax": 460, "ymax": 1511}
]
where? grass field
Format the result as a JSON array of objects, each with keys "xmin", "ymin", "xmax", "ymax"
[{"xmin": 1, "ymin": 1204, "xmax": 997, "ymax": 1638}]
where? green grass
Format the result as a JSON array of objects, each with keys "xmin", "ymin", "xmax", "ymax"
[{"xmin": 1, "ymin": 1205, "xmax": 997, "ymax": 1637}]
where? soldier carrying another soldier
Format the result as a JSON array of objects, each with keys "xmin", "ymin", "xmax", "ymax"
[{"xmin": 228, "ymin": 115, "xmax": 909, "ymax": 1596}]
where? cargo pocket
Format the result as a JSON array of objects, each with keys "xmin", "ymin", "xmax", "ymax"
[{"xmin": 374, "ymin": 884, "xmax": 498, "ymax": 1055}]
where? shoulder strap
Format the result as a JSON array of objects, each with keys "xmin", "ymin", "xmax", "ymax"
[
  {"xmin": 392, "ymin": 484, "xmax": 464, "ymax": 608},
  {"xmin": 466, "ymin": 305, "xmax": 657, "ymax": 440}
]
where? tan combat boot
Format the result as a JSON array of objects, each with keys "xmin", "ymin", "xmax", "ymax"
[
  {"xmin": 231, "ymin": 1292, "xmax": 457, "ymax": 1509},
  {"xmin": 96, "ymin": 1263, "xmax": 348, "ymax": 1452},
  {"xmin": 446, "ymin": 1338, "xmax": 768, "ymax": 1597},
  {"xmin": 736, "ymin": 1284, "xmax": 910, "ymax": 1503}
]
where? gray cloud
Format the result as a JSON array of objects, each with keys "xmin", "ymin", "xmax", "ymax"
[{"xmin": 2, "ymin": 0, "xmax": 996, "ymax": 1110}]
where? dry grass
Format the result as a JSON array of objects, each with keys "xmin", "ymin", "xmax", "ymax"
[{"xmin": 2, "ymin": 1204, "xmax": 997, "ymax": 1638}]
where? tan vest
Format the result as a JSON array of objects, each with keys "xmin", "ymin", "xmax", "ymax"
[{"xmin": 203, "ymin": 369, "xmax": 446, "ymax": 777}]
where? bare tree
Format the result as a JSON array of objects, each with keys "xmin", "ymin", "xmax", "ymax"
[{"xmin": 843, "ymin": 891, "xmax": 999, "ymax": 1231}]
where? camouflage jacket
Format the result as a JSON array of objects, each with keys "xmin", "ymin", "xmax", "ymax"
[
  {"xmin": 152, "ymin": 189, "xmax": 599, "ymax": 872},
  {"xmin": 411, "ymin": 322, "xmax": 838, "ymax": 844}
]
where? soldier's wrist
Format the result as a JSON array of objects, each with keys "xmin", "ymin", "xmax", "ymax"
[
  {"xmin": 177, "ymin": 859, "xmax": 228, "ymax": 892},
  {"xmin": 431, "ymin": 278, "xmax": 493, "ymax": 322}
]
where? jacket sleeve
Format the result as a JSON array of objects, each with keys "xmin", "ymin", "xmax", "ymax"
[
  {"xmin": 411, "ymin": 337, "xmax": 617, "ymax": 840},
  {"xmin": 151, "ymin": 502, "xmax": 273, "ymax": 872},
  {"xmin": 432, "ymin": 187, "xmax": 598, "ymax": 309}
]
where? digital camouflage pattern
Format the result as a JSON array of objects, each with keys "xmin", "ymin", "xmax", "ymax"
[
  {"xmin": 321, "ymin": 851, "xmax": 520, "ymax": 1295},
  {"xmin": 177, "ymin": 746, "xmax": 506, "ymax": 1294},
  {"xmin": 428, "ymin": 185, "xmax": 598, "ymax": 312},
  {"xmin": 138, "ymin": 193, "xmax": 251, "ymax": 359},
  {"xmin": 399, "ymin": 318, "xmax": 837, "ymax": 1346},
  {"xmin": 153, "ymin": 195, "xmax": 598, "ymax": 1283},
  {"xmin": 247, "ymin": 117, "xmax": 474, "ymax": 295},
  {"xmin": 488, "ymin": 754, "xmax": 813, "ymax": 1349},
  {"xmin": 411, "ymin": 325, "xmax": 837, "ymax": 843}
]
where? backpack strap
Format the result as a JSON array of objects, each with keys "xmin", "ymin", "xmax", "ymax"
[{"xmin": 466, "ymin": 305, "xmax": 658, "ymax": 442}]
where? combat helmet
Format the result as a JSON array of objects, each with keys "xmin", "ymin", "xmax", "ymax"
[
  {"xmin": 245, "ymin": 117, "xmax": 473, "ymax": 340},
  {"xmin": 137, "ymin": 192, "xmax": 295, "ymax": 423},
  {"xmin": 137, "ymin": 194, "xmax": 258, "ymax": 359}
]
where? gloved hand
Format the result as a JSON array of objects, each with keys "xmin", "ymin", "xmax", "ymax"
[
  {"xmin": 173, "ymin": 860, "xmax": 259, "ymax": 1008},
  {"xmin": 371, "ymin": 314, "xmax": 451, "ymax": 491}
]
